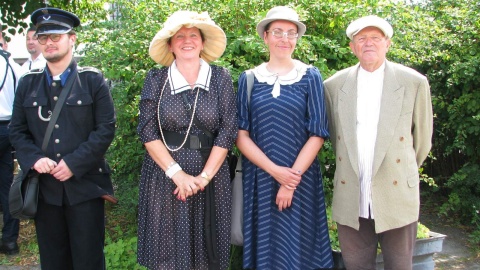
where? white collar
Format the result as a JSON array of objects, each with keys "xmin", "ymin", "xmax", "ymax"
[
  {"xmin": 358, "ymin": 61, "xmax": 386, "ymax": 76},
  {"xmin": 168, "ymin": 59, "xmax": 212, "ymax": 95},
  {"xmin": 253, "ymin": 60, "xmax": 309, "ymax": 98}
]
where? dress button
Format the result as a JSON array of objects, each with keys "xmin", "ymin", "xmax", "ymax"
[
  {"xmin": 53, "ymin": 96, "xmax": 58, "ymax": 101},
  {"xmin": 337, "ymin": 136, "xmax": 341, "ymax": 140},
  {"xmin": 55, "ymin": 124, "xmax": 59, "ymax": 129},
  {"xmin": 77, "ymin": 100, "xmax": 82, "ymax": 105},
  {"xmin": 393, "ymin": 180, "xmax": 398, "ymax": 185},
  {"xmin": 33, "ymin": 102, "xmax": 37, "ymax": 106},
  {"xmin": 339, "ymin": 156, "xmax": 342, "ymax": 161},
  {"xmin": 99, "ymin": 168, "xmax": 103, "ymax": 173},
  {"xmin": 56, "ymin": 153, "xmax": 61, "ymax": 158},
  {"xmin": 400, "ymin": 136, "xmax": 405, "ymax": 141},
  {"xmin": 396, "ymin": 159, "xmax": 401, "ymax": 163},
  {"xmin": 52, "ymin": 82, "xmax": 57, "ymax": 87},
  {"xmin": 55, "ymin": 139, "xmax": 60, "ymax": 143},
  {"xmin": 341, "ymin": 180, "xmax": 346, "ymax": 184}
]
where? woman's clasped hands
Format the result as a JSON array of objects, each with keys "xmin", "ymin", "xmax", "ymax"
[
  {"xmin": 270, "ymin": 165, "xmax": 302, "ymax": 211},
  {"xmin": 171, "ymin": 171, "xmax": 210, "ymax": 202}
]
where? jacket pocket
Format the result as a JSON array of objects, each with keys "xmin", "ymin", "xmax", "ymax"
[
  {"xmin": 66, "ymin": 93, "xmax": 93, "ymax": 107},
  {"xmin": 407, "ymin": 174, "xmax": 420, "ymax": 187}
]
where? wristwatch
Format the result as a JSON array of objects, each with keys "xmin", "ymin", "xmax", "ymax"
[{"xmin": 200, "ymin": 171, "xmax": 211, "ymax": 182}]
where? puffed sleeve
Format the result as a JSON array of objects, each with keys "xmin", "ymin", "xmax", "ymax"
[
  {"xmin": 212, "ymin": 66, "xmax": 237, "ymax": 149},
  {"xmin": 237, "ymin": 71, "xmax": 250, "ymax": 131},
  {"xmin": 137, "ymin": 68, "xmax": 165, "ymax": 144}
]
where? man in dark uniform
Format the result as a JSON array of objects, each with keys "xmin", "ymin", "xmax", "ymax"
[{"xmin": 9, "ymin": 8, "xmax": 116, "ymax": 269}]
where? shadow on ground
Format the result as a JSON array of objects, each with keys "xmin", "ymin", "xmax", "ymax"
[{"xmin": 420, "ymin": 206, "xmax": 480, "ymax": 270}]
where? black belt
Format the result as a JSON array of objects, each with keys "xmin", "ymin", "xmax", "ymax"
[
  {"xmin": 162, "ymin": 130, "xmax": 213, "ymax": 150},
  {"xmin": 0, "ymin": 120, "xmax": 10, "ymax": 125}
]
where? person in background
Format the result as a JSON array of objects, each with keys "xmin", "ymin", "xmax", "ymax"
[
  {"xmin": 137, "ymin": 10, "xmax": 236, "ymax": 270},
  {"xmin": 19, "ymin": 26, "xmax": 46, "ymax": 76},
  {"xmin": 0, "ymin": 35, "xmax": 21, "ymax": 77},
  {"xmin": 9, "ymin": 8, "xmax": 116, "ymax": 269},
  {"xmin": 0, "ymin": 26, "xmax": 20, "ymax": 256},
  {"xmin": 236, "ymin": 6, "xmax": 333, "ymax": 269},
  {"xmin": 324, "ymin": 15, "xmax": 433, "ymax": 270}
]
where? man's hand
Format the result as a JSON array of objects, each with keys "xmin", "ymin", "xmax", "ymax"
[
  {"xmin": 33, "ymin": 157, "xmax": 57, "ymax": 174},
  {"xmin": 50, "ymin": 159, "xmax": 73, "ymax": 181}
]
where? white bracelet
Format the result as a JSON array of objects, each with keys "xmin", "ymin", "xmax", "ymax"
[
  {"xmin": 165, "ymin": 163, "xmax": 182, "ymax": 178},
  {"xmin": 166, "ymin": 161, "xmax": 177, "ymax": 170}
]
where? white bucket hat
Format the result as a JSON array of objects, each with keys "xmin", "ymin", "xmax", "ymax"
[
  {"xmin": 346, "ymin": 15, "xmax": 393, "ymax": 40},
  {"xmin": 256, "ymin": 6, "xmax": 306, "ymax": 39},
  {"xmin": 149, "ymin": 11, "xmax": 227, "ymax": 66}
]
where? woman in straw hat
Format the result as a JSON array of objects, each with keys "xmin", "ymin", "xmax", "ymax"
[
  {"xmin": 137, "ymin": 10, "xmax": 236, "ymax": 270},
  {"xmin": 236, "ymin": 6, "xmax": 333, "ymax": 269}
]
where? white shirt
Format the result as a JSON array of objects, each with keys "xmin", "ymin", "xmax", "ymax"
[
  {"xmin": 20, "ymin": 54, "xmax": 46, "ymax": 76},
  {"xmin": 0, "ymin": 56, "xmax": 18, "ymax": 121},
  {"xmin": 356, "ymin": 62, "xmax": 385, "ymax": 219}
]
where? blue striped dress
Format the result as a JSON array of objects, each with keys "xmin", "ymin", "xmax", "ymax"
[{"xmin": 237, "ymin": 63, "xmax": 333, "ymax": 269}]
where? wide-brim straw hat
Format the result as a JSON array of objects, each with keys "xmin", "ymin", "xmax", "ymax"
[
  {"xmin": 256, "ymin": 6, "xmax": 306, "ymax": 39},
  {"xmin": 149, "ymin": 11, "xmax": 226, "ymax": 66}
]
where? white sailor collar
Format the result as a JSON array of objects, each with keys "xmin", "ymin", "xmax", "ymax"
[
  {"xmin": 168, "ymin": 58, "xmax": 212, "ymax": 95},
  {"xmin": 252, "ymin": 60, "xmax": 309, "ymax": 98}
]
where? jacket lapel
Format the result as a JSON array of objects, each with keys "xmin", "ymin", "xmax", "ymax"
[
  {"xmin": 338, "ymin": 64, "xmax": 360, "ymax": 178},
  {"xmin": 372, "ymin": 61, "xmax": 404, "ymax": 177}
]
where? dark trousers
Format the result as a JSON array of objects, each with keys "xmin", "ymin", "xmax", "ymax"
[
  {"xmin": 337, "ymin": 218, "xmax": 417, "ymax": 270},
  {"xmin": 35, "ymin": 197, "xmax": 106, "ymax": 270},
  {"xmin": 0, "ymin": 123, "xmax": 19, "ymax": 243}
]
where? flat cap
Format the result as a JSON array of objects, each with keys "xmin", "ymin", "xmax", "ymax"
[
  {"xmin": 31, "ymin": 8, "xmax": 80, "ymax": 35},
  {"xmin": 346, "ymin": 15, "xmax": 393, "ymax": 40}
]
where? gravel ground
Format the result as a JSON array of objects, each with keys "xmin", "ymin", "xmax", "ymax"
[{"xmin": 420, "ymin": 208, "xmax": 480, "ymax": 270}]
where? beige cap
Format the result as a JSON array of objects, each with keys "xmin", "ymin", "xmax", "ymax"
[{"xmin": 346, "ymin": 15, "xmax": 393, "ymax": 40}]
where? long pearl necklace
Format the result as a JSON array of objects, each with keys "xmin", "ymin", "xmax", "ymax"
[{"xmin": 157, "ymin": 78, "xmax": 200, "ymax": 152}]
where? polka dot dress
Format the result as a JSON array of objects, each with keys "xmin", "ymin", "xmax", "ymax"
[{"xmin": 137, "ymin": 66, "xmax": 236, "ymax": 270}]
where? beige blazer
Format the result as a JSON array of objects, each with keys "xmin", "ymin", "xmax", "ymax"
[{"xmin": 324, "ymin": 60, "xmax": 433, "ymax": 233}]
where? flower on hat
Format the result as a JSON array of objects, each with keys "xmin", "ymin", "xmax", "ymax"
[{"xmin": 149, "ymin": 11, "xmax": 226, "ymax": 66}]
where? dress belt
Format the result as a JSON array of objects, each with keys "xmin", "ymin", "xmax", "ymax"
[{"xmin": 162, "ymin": 130, "xmax": 213, "ymax": 150}]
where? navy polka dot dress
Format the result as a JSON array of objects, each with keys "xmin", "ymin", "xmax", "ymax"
[{"xmin": 137, "ymin": 66, "xmax": 236, "ymax": 270}]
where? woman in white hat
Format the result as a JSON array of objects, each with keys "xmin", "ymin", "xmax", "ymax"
[
  {"xmin": 236, "ymin": 6, "xmax": 333, "ymax": 269},
  {"xmin": 137, "ymin": 11, "xmax": 236, "ymax": 270}
]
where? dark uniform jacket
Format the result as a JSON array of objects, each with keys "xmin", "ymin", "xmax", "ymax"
[{"xmin": 9, "ymin": 60, "xmax": 116, "ymax": 206}]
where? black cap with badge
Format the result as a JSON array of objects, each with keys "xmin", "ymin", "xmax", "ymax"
[{"xmin": 31, "ymin": 7, "xmax": 80, "ymax": 35}]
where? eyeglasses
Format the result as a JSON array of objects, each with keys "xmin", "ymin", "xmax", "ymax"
[
  {"xmin": 267, "ymin": 29, "xmax": 299, "ymax": 40},
  {"xmin": 37, "ymin": 34, "xmax": 63, "ymax": 45}
]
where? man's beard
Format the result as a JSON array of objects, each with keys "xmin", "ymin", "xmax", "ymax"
[{"xmin": 44, "ymin": 50, "xmax": 68, "ymax": 63}]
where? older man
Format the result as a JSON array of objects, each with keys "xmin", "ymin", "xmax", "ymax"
[{"xmin": 324, "ymin": 15, "xmax": 433, "ymax": 269}]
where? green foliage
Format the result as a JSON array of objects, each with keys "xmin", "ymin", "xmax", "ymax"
[
  {"xmin": 439, "ymin": 163, "xmax": 480, "ymax": 249},
  {"xmin": 0, "ymin": 0, "xmax": 109, "ymax": 40},
  {"xmin": 438, "ymin": 163, "xmax": 480, "ymax": 247},
  {"xmin": 105, "ymin": 236, "xmax": 146, "ymax": 270},
  {"xmin": 416, "ymin": 222, "xmax": 430, "ymax": 239}
]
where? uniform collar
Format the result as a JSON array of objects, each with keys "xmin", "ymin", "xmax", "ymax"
[{"xmin": 45, "ymin": 60, "xmax": 77, "ymax": 86}]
